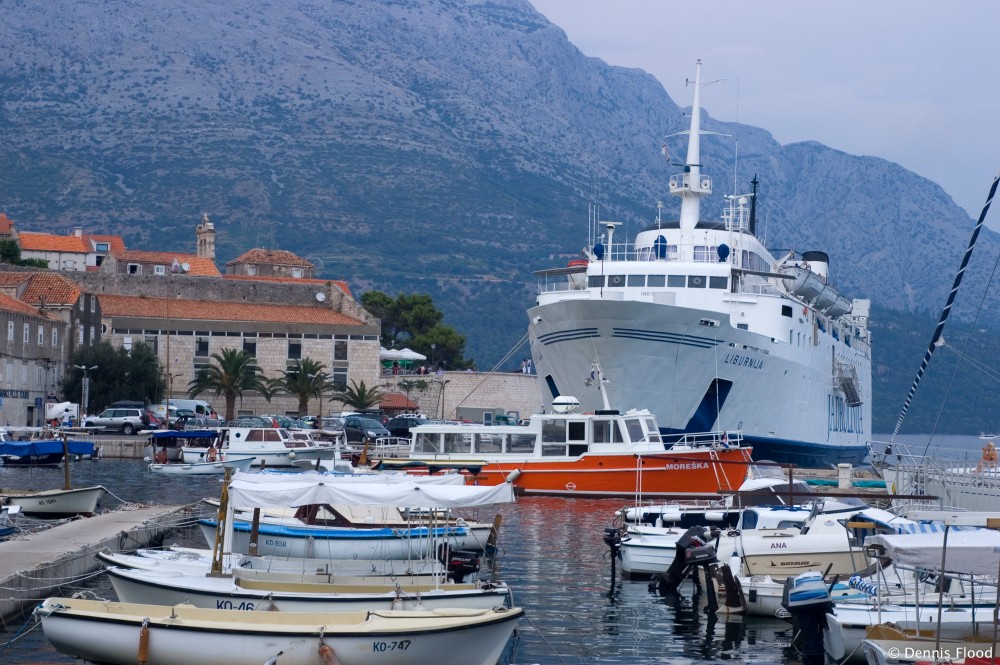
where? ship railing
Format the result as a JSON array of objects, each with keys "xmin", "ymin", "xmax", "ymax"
[
  {"xmin": 869, "ymin": 439, "xmax": 1000, "ymax": 512},
  {"xmin": 666, "ymin": 430, "xmax": 743, "ymax": 450}
]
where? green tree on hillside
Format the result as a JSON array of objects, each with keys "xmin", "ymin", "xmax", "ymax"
[{"xmin": 361, "ymin": 290, "xmax": 471, "ymax": 369}]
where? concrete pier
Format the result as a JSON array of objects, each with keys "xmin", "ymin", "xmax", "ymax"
[{"xmin": 0, "ymin": 504, "xmax": 192, "ymax": 620}]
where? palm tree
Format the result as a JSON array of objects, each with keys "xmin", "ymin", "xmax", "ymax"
[
  {"xmin": 272, "ymin": 357, "xmax": 331, "ymax": 417},
  {"xmin": 187, "ymin": 348, "xmax": 271, "ymax": 421},
  {"xmin": 331, "ymin": 379, "xmax": 384, "ymax": 411}
]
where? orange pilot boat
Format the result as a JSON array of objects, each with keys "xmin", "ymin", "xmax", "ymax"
[{"xmin": 399, "ymin": 393, "xmax": 752, "ymax": 499}]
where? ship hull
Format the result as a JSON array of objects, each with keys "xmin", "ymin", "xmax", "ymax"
[{"xmin": 528, "ymin": 298, "xmax": 870, "ymax": 467}]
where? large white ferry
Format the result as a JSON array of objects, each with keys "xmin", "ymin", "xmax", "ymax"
[{"xmin": 527, "ymin": 61, "xmax": 872, "ymax": 467}]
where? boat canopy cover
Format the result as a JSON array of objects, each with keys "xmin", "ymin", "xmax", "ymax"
[
  {"xmin": 0, "ymin": 439, "xmax": 95, "ymax": 456},
  {"xmin": 149, "ymin": 430, "xmax": 218, "ymax": 440},
  {"xmin": 228, "ymin": 471, "xmax": 514, "ymax": 508},
  {"xmin": 252, "ymin": 469, "xmax": 466, "ymax": 486},
  {"xmin": 864, "ymin": 530, "xmax": 1000, "ymax": 576}
]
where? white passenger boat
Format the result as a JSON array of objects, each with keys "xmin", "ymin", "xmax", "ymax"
[
  {"xmin": 106, "ymin": 565, "xmax": 512, "ymax": 612},
  {"xmin": 526, "ymin": 60, "xmax": 872, "ymax": 468},
  {"xmin": 181, "ymin": 426, "xmax": 339, "ymax": 467},
  {"xmin": 398, "ymin": 392, "xmax": 752, "ymax": 499},
  {"xmin": 35, "ymin": 597, "xmax": 523, "ymax": 665}
]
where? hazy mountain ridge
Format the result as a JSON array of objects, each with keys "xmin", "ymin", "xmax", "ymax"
[{"xmin": 2, "ymin": 0, "xmax": 999, "ymax": 433}]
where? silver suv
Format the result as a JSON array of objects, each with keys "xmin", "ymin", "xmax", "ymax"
[{"xmin": 84, "ymin": 408, "xmax": 146, "ymax": 435}]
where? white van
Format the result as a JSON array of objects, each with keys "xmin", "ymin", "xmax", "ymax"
[{"xmin": 155, "ymin": 399, "xmax": 215, "ymax": 417}]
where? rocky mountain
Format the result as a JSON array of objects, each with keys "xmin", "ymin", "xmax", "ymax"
[{"xmin": 1, "ymin": 0, "xmax": 998, "ymax": 430}]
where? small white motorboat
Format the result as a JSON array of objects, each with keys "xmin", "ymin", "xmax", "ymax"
[
  {"xmin": 0, "ymin": 485, "xmax": 106, "ymax": 517},
  {"xmin": 105, "ymin": 565, "xmax": 512, "ymax": 612},
  {"xmin": 148, "ymin": 456, "xmax": 253, "ymax": 475},
  {"xmin": 35, "ymin": 597, "xmax": 523, "ymax": 665}
]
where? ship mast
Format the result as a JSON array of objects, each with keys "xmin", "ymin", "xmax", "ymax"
[{"xmin": 671, "ymin": 60, "xmax": 716, "ymax": 246}]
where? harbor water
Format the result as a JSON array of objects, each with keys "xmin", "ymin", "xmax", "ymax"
[{"xmin": 0, "ymin": 434, "xmax": 987, "ymax": 664}]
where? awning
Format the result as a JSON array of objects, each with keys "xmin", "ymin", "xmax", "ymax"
[
  {"xmin": 864, "ymin": 529, "xmax": 1000, "ymax": 576},
  {"xmin": 227, "ymin": 471, "xmax": 513, "ymax": 508}
]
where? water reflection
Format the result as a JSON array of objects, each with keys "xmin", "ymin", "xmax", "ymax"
[{"xmin": 2, "ymin": 461, "xmax": 798, "ymax": 664}]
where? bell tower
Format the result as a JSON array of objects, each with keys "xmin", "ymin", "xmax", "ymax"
[{"xmin": 196, "ymin": 212, "xmax": 216, "ymax": 259}]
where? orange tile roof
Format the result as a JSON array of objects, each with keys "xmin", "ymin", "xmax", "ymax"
[
  {"xmin": 98, "ymin": 294, "xmax": 363, "ymax": 326},
  {"xmin": 227, "ymin": 248, "xmax": 314, "ymax": 268},
  {"xmin": 0, "ymin": 273, "xmax": 32, "ymax": 288},
  {"xmin": 0, "ymin": 213, "xmax": 15, "ymax": 235},
  {"xmin": 19, "ymin": 232, "xmax": 90, "ymax": 253},
  {"xmin": 0, "ymin": 291, "xmax": 48, "ymax": 319},
  {"xmin": 222, "ymin": 274, "xmax": 353, "ymax": 297},
  {"xmin": 379, "ymin": 392, "xmax": 418, "ymax": 410},
  {"xmin": 19, "ymin": 273, "xmax": 83, "ymax": 307},
  {"xmin": 110, "ymin": 250, "xmax": 221, "ymax": 277},
  {"xmin": 85, "ymin": 234, "xmax": 126, "ymax": 252}
]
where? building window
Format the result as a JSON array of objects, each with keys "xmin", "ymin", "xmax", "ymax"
[
  {"xmin": 144, "ymin": 335, "xmax": 158, "ymax": 354},
  {"xmin": 292, "ymin": 268, "xmax": 303, "ymax": 278},
  {"xmin": 21, "ymin": 362, "xmax": 27, "ymax": 387},
  {"xmin": 37, "ymin": 325, "xmax": 44, "ymax": 346},
  {"xmin": 7, "ymin": 321, "xmax": 13, "ymax": 343},
  {"xmin": 288, "ymin": 341, "xmax": 302, "ymax": 360},
  {"xmin": 90, "ymin": 297, "xmax": 95, "ymax": 313},
  {"xmin": 52, "ymin": 328, "xmax": 58, "ymax": 348},
  {"xmin": 154, "ymin": 265, "xmax": 166, "ymax": 276},
  {"xmin": 4, "ymin": 361, "xmax": 10, "ymax": 386},
  {"xmin": 78, "ymin": 324, "xmax": 84, "ymax": 344},
  {"xmin": 90, "ymin": 326, "xmax": 96, "ymax": 343},
  {"xmin": 96, "ymin": 242, "xmax": 109, "ymax": 252},
  {"xmin": 79, "ymin": 297, "xmax": 85, "ymax": 311},
  {"xmin": 246, "ymin": 265, "xmax": 257, "ymax": 276},
  {"xmin": 36, "ymin": 366, "xmax": 43, "ymax": 387},
  {"xmin": 243, "ymin": 340, "xmax": 256, "ymax": 357},
  {"xmin": 23, "ymin": 323, "xmax": 29, "ymax": 343},
  {"xmin": 127, "ymin": 263, "xmax": 142, "ymax": 275},
  {"xmin": 333, "ymin": 340, "xmax": 348, "ymax": 361},
  {"xmin": 330, "ymin": 366, "xmax": 348, "ymax": 389},
  {"xmin": 195, "ymin": 337, "xmax": 209, "ymax": 357}
]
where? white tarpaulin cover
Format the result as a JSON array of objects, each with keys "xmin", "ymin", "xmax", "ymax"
[
  {"xmin": 228, "ymin": 471, "xmax": 514, "ymax": 508},
  {"xmin": 864, "ymin": 529, "xmax": 1000, "ymax": 576},
  {"xmin": 252, "ymin": 470, "xmax": 465, "ymax": 486}
]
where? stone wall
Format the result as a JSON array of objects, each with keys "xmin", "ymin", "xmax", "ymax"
[{"xmin": 377, "ymin": 371, "xmax": 542, "ymax": 421}]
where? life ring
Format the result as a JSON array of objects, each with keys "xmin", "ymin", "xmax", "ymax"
[{"xmin": 803, "ymin": 306, "xmax": 808, "ymax": 316}]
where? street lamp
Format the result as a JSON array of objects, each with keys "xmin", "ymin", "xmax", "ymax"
[
  {"xmin": 73, "ymin": 365, "xmax": 98, "ymax": 416},
  {"xmin": 431, "ymin": 343, "xmax": 436, "ymax": 370},
  {"xmin": 308, "ymin": 372, "xmax": 326, "ymax": 419},
  {"xmin": 433, "ymin": 378, "xmax": 450, "ymax": 419}
]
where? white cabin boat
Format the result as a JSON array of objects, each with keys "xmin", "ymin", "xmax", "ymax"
[{"xmin": 181, "ymin": 426, "xmax": 338, "ymax": 467}]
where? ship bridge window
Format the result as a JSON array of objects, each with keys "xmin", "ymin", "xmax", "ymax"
[
  {"xmin": 542, "ymin": 419, "xmax": 564, "ymax": 443},
  {"xmin": 647, "ymin": 275, "xmax": 666, "ymax": 287},
  {"xmin": 443, "ymin": 433, "xmax": 471, "ymax": 454},
  {"xmin": 781, "ymin": 305, "xmax": 793, "ymax": 318},
  {"xmin": 687, "ymin": 275, "xmax": 707, "ymax": 288},
  {"xmin": 608, "ymin": 275, "xmax": 626, "ymax": 287},
  {"xmin": 476, "ymin": 433, "xmax": 503, "ymax": 454},
  {"xmin": 627, "ymin": 275, "xmax": 645, "ymax": 287},
  {"xmin": 414, "ymin": 432, "xmax": 441, "ymax": 453},
  {"xmin": 623, "ymin": 418, "xmax": 646, "ymax": 442},
  {"xmin": 588, "ymin": 275, "xmax": 605, "ymax": 288},
  {"xmin": 643, "ymin": 418, "xmax": 662, "ymax": 443},
  {"xmin": 709, "ymin": 276, "xmax": 728, "ymax": 289},
  {"xmin": 509, "ymin": 433, "xmax": 535, "ymax": 453},
  {"xmin": 694, "ymin": 246, "xmax": 716, "ymax": 262},
  {"xmin": 667, "ymin": 275, "xmax": 685, "ymax": 287}
]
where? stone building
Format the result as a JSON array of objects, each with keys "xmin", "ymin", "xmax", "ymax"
[
  {"xmin": 99, "ymin": 250, "xmax": 222, "ymax": 277},
  {"xmin": 17, "ymin": 226, "xmax": 126, "ymax": 271},
  {"xmin": 0, "ymin": 291, "xmax": 68, "ymax": 426},
  {"xmin": 225, "ymin": 248, "xmax": 315, "ymax": 279},
  {"xmin": 0, "ymin": 272, "xmax": 102, "ymax": 357}
]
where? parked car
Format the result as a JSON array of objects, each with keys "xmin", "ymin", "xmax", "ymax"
[
  {"xmin": 228, "ymin": 416, "xmax": 272, "ymax": 428},
  {"xmin": 84, "ymin": 408, "xmax": 148, "ymax": 435},
  {"xmin": 386, "ymin": 415, "xmax": 427, "ymax": 438},
  {"xmin": 342, "ymin": 416, "xmax": 391, "ymax": 443},
  {"xmin": 184, "ymin": 416, "xmax": 224, "ymax": 430},
  {"xmin": 320, "ymin": 417, "xmax": 345, "ymax": 432}
]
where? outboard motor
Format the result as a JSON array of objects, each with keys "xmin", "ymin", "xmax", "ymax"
[
  {"xmin": 781, "ymin": 571, "xmax": 834, "ymax": 665},
  {"xmin": 649, "ymin": 526, "xmax": 720, "ymax": 600},
  {"xmin": 437, "ymin": 543, "xmax": 480, "ymax": 583}
]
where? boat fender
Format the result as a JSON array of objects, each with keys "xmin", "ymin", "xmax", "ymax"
[
  {"xmin": 137, "ymin": 618, "xmax": 150, "ymax": 665},
  {"xmin": 319, "ymin": 638, "xmax": 342, "ymax": 665},
  {"xmin": 505, "ymin": 469, "xmax": 522, "ymax": 483}
]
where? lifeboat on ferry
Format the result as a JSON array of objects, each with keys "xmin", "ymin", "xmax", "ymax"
[
  {"xmin": 567, "ymin": 259, "xmax": 588, "ymax": 268},
  {"xmin": 784, "ymin": 265, "xmax": 825, "ymax": 302}
]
